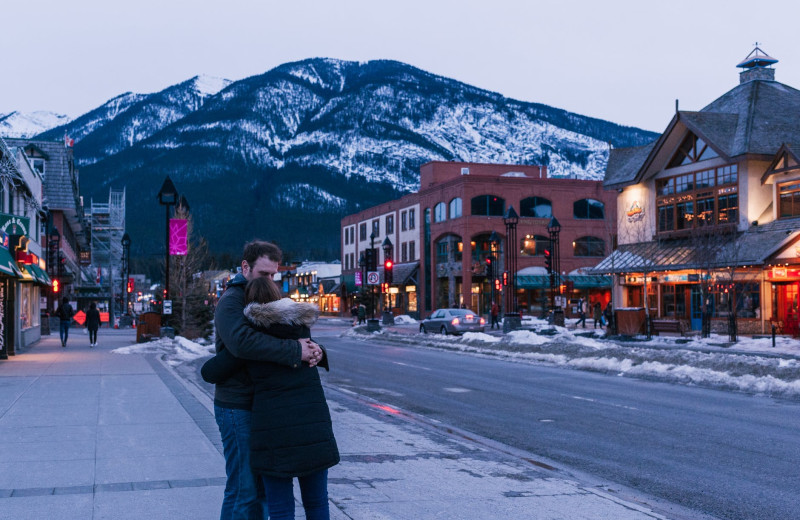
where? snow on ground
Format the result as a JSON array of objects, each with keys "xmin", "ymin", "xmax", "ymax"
[
  {"xmin": 112, "ymin": 336, "xmax": 214, "ymax": 366},
  {"xmin": 347, "ymin": 319, "xmax": 800, "ymax": 400}
]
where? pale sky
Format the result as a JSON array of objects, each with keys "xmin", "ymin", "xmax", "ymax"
[{"xmin": 2, "ymin": 0, "xmax": 799, "ymax": 132}]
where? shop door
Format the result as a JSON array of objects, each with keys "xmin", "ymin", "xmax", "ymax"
[
  {"xmin": 690, "ymin": 286, "xmax": 702, "ymax": 331},
  {"xmin": 783, "ymin": 283, "xmax": 800, "ymax": 335}
]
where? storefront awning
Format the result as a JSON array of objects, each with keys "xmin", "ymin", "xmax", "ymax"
[
  {"xmin": 0, "ymin": 247, "xmax": 22, "ymax": 277},
  {"xmin": 23, "ymin": 264, "xmax": 51, "ymax": 285},
  {"xmin": 517, "ymin": 274, "xmax": 612, "ymax": 289}
]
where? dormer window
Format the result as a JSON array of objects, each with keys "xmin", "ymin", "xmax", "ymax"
[{"xmin": 668, "ymin": 133, "xmax": 719, "ymax": 168}]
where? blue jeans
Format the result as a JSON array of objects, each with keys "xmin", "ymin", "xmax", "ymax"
[
  {"xmin": 261, "ymin": 470, "xmax": 329, "ymax": 520},
  {"xmin": 59, "ymin": 321, "xmax": 70, "ymax": 345},
  {"xmin": 214, "ymin": 405, "xmax": 265, "ymax": 520}
]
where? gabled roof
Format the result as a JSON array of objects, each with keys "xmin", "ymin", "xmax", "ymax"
[
  {"xmin": 604, "ymin": 78, "xmax": 800, "ymax": 188},
  {"xmin": 761, "ymin": 143, "xmax": 800, "ymax": 185},
  {"xmin": 603, "ymin": 142, "xmax": 654, "ymax": 188}
]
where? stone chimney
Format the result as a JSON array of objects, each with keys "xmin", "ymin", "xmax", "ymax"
[{"xmin": 737, "ymin": 45, "xmax": 778, "ymax": 84}]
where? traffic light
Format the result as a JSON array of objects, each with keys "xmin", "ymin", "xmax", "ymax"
[
  {"xmin": 502, "ymin": 271, "xmax": 509, "ymax": 286},
  {"xmin": 494, "ymin": 278, "xmax": 501, "ymax": 291},
  {"xmin": 364, "ymin": 248, "xmax": 377, "ymax": 271},
  {"xmin": 485, "ymin": 256, "xmax": 493, "ymax": 277},
  {"xmin": 384, "ymin": 259, "xmax": 393, "ymax": 284},
  {"xmin": 52, "ymin": 279, "xmax": 60, "ymax": 293},
  {"xmin": 127, "ymin": 278, "xmax": 134, "ymax": 294},
  {"xmin": 544, "ymin": 249, "xmax": 552, "ymax": 273}
]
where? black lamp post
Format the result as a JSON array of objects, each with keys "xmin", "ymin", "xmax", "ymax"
[
  {"xmin": 158, "ymin": 177, "xmax": 178, "ymax": 328},
  {"xmin": 369, "ymin": 231, "xmax": 377, "ymax": 319},
  {"xmin": 547, "ymin": 216, "xmax": 562, "ymax": 314},
  {"xmin": 121, "ymin": 232, "xmax": 131, "ymax": 316},
  {"xmin": 488, "ymin": 231, "xmax": 500, "ymax": 313},
  {"xmin": 157, "ymin": 177, "xmax": 178, "ymax": 309},
  {"xmin": 503, "ymin": 206, "xmax": 520, "ymax": 331},
  {"xmin": 48, "ymin": 227, "xmax": 61, "ymax": 312}
]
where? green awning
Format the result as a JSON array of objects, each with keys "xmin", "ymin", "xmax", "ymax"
[
  {"xmin": 517, "ymin": 274, "xmax": 611, "ymax": 289},
  {"xmin": 0, "ymin": 247, "xmax": 22, "ymax": 277},
  {"xmin": 26, "ymin": 264, "xmax": 51, "ymax": 285}
]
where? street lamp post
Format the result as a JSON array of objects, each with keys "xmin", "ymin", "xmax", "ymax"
[
  {"xmin": 157, "ymin": 177, "xmax": 178, "ymax": 324},
  {"xmin": 547, "ymin": 216, "xmax": 563, "ymax": 326},
  {"xmin": 369, "ymin": 231, "xmax": 377, "ymax": 320},
  {"xmin": 503, "ymin": 206, "xmax": 520, "ymax": 331},
  {"xmin": 48, "ymin": 227, "xmax": 61, "ymax": 314},
  {"xmin": 121, "ymin": 233, "xmax": 131, "ymax": 318},
  {"xmin": 488, "ymin": 231, "xmax": 500, "ymax": 315}
]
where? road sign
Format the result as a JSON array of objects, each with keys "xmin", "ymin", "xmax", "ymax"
[
  {"xmin": 163, "ymin": 300, "xmax": 173, "ymax": 315},
  {"xmin": 366, "ymin": 271, "xmax": 380, "ymax": 285}
]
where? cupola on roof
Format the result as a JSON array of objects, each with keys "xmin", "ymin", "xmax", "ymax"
[{"xmin": 737, "ymin": 45, "xmax": 778, "ymax": 84}]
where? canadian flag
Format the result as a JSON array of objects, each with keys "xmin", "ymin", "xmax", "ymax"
[{"xmin": 64, "ymin": 133, "xmax": 74, "ymax": 147}]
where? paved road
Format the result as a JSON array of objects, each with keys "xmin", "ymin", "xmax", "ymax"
[{"xmin": 311, "ymin": 324, "xmax": 800, "ymax": 520}]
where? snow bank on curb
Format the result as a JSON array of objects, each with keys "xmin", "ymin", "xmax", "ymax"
[{"xmin": 112, "ymin": 336, "xmax": 214, "ymax": 366}]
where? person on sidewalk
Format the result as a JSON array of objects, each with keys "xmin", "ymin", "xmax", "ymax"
[
  {"xmin": 604, "ymin": 301, "xmax": 613, "ymax": 333},
  {"xmin": 86, "ymin": 302, "xmax": 101, "ymax": 347},
  {"xmin": 212, "ymin": 240, "xmax": 322, "ymax": 520},
  {"xmin": 490, "ymin": 301, "xmax": 500, "ymax": 329},
  {"xmin": 576, "ymin": 298, "xmax": 587, "ymax": 328},
  {"xmin": 593, "ymin": 301, "xmax": 602, "ymax": 329},
  {"xmin": 55, "ymin": 297, "xmax": 74, "ymax": 347},
  {"xmin": 203, "ymin": 276, "xmax": 338, "ymax": 520},
  {"xmin": 357, "ymin": 303, "xmax": 366, "ymax": 325}
]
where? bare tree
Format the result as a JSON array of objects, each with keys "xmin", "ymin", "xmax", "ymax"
[{"xmin": 169, "ymin": 204, "xmax": 212, "ymax": 339}]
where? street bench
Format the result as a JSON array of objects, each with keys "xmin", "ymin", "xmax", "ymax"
[{"xmin": 652, "ymin": 319, "xmax": 683, "ymax": 336}]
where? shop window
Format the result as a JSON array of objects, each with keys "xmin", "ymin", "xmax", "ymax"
[
  {"xmin": 520, "ymin": 197, "xmax": 552, "ymax": 218},
  {"xmin": 573, "ymin": 236, "xmax": 604, "ymax": 257},
  {"xmin": 676, "ymin": 201, "xmax": 694, "ymax": 230},
  {"xmin": 658, "ymin": 204, "xmax": 675, "ymax": 232},
  {"xmin": 471, "ymin": 195, "xmax": 505, "ymax": 216},
  {"xmin": 718, "ymin": 194, "xmax": 738, "ymax": 224},
  {"xmin": 779, "ymin": 181, "xmax": 800, "ymax": 218},
  {"xmin": 521, "ymin": 234, "xmax": 549, "ymax": 256},
  {"xmin": 436, "ymin": 237, "xmax": 462, "ymax": 263},
  {"xmin": 573, "ymin": 199, "xmax": 605, "ymax": 219},
  {"xmin": 656, "ymin": 164, "xmax": 739, "ymax": 234},
  {"xmin": 696, "ymin": 195, "xmax": 715, "ymax": 226},
  {"xmin": 449, "ymin": 197, "xmax": 462, "ymax": 218},
  {"xmin": 434, "ymin": 202, "xmax": 447, "ymax": 223}
]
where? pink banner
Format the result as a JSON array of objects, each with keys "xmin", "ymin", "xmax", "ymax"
[{"xmin": 169, "ymin": 219, "xmax": 188, "ymax": 255}]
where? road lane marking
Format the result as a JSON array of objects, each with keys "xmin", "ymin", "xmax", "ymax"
[
  {"xmin": 392, "ymin": 361, "xmax": 432, "ymax": 371},
  {"xmin": 564, "ymin": 394, "xmax": 639, "ymax": 411},
  {"xmin": 443, "ymin": 387, "xmax": 471, "ymax": 393}
]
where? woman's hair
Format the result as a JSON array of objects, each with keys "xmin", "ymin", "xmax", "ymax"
[
  {"xmin": 89, "ymin": 302, "xmax": 97, "ymax": 310},
  {"xmin": 245, "ymin": 277, "xmax": 283, "ymax": 305}
]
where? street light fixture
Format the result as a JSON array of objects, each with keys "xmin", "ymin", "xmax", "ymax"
[
  {"xmin": 547, "ymin": 216, "xmax": 562, "ymax": 321},
  {"xmin": 503, "ymin": 206, "xmax": 520, "ymax": 330},
  {"xmin": 157, "ymin": 176, "xmax": 178, "ymax": 323},
  {"xmin": 382, "ymin": 237, "xmax": 394, "ymax": 324},
  {"xmin": 488, "ymin": 231, "xmax": 500, "ymax": 313}
]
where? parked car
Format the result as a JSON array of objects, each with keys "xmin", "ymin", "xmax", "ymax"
[{"xmin": 419, "ymin": 308, "xmax": 485, "ymax": 335}]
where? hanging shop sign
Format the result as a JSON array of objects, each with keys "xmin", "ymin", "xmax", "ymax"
[
  {"xmin": 0, "ymin": 214, "xmax": 29, "ymax": 236},
  {"xmin": 626, "ymin": 201, "xmax": 644, "ymax": 222},
  {"xmin": 169, "ymin": 219, "xmax": 188, "ymax": 255},
  {"xmin": 768, "ymin": 267, "xmax": 800, "ymax": 279}
]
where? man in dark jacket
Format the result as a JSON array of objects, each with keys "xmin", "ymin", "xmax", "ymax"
[
  {"xmin": 55, "ymin": 297, "xmax": 74, "ymax": 348},
  {"xmin": 214, "ymin": 240, "xmax": 322, "ymax": 520}
]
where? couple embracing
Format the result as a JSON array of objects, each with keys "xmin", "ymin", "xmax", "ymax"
[{"xmin": 204, "ymin": 240, "xmax": 339, "ymax": 520}]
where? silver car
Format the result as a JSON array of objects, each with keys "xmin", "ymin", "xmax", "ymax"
[{"xmin": 419, "ymin": 308, "xmax": 486, "ymax": 335}]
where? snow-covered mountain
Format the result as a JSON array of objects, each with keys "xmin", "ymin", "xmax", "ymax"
[
  {"xmin": 37, "ymin": 75, "xmax": 231, "ymax": 165},
  {"xmin": 0, "ymin": 110, "xmax": 70, "ymax": 138},
  {"xmin": 36, "ymin": 59, "xmax": 656, "ymax": 259}
]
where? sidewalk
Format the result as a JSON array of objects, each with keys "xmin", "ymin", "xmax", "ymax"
[{"xmin": 0, "ymin": 330, "xmax": 697, "ymax": 519}]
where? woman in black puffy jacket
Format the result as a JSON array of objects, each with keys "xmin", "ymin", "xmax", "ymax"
[{"xmin": 202, "ymin": 277, "xmax": 338, "ymax": 520}]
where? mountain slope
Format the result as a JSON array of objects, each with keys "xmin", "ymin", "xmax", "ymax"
[
  {"xmin": 73, "ymin": 58, "xmax": 656, "ymax": 261},
  {"xmin": 0, "ymin": 111, "xmax": 70, "ymax": 138}
]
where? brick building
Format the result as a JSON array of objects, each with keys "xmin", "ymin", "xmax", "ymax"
[{"xmin": 341, "ymin": 161, "xmax": 616, "ymax": 319}]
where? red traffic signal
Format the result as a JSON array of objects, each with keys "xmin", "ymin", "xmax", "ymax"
[
  {"xmin": 494, "ymin": 279, "xmax": 501, "ymax": 291},
  {"xmin": 384, "ymin": 259, "xmax": 393, "ymax": 284},
  {"xmin": 544, "ymin": 249, "xmax": 552, "ymax": 273},
  {"xmin": 502, "ymin": 271, "xmax": 509, "ymax": 286},
  {"xmin": 52, "ymin": 279, "xmax": 60, "ymax": 293}
]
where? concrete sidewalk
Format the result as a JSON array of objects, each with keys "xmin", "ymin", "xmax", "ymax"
[{"xmin": 0, "ymin": 330, "xmax": 695, "ymax": 519}]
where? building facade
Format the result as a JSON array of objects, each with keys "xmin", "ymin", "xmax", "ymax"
[
  {"xmin": 594, "ymin": 47, "xmax": 800, "ymax": 335},
  {"xmin": 341, "ymin": 161, "xmax": 616, "ymax": 319}
]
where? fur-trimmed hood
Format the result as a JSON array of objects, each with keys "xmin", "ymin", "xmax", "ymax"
[{"xmin": 244, "ymin": 298, "xmax": 320, "ymax": 328}]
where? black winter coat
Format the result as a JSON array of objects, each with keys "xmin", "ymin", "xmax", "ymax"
[
  {"xmin": 213, "ymin": 274, "xmax": 303, "ymax": 411},
  {"xmin": 243, "ymin": 299, "xmax": 339, "ymax": 478},
  {"xmin": 85, "ymin": 309, "xmax": 101, "ymax": 330}
]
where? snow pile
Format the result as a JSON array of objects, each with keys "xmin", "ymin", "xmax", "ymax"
[
  {"xmin": 363, "ymin": 324, "xmax": 800, "ymax": 399},
  {"xmin": 393, "ymin": 315, "xmax": 418, "ymax": 324},
  {"xmin": 112, "ymin": 336, "xmax": 214, "ymax": 366}
]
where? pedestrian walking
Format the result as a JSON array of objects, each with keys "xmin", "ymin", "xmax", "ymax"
[
  {"xmin": 604, "ymin": 301, "xmax": 613, "ymax": 333},
  {"xmin": 86, "ymin": 302, "xmax": 101, "ymax": 347},
  {"xmin": 55, "ymin": 297, "xmax": 74, "ymax": 347},
  {"xmin": 357, "ymin": 303, "xmax": 366, "ymax": 324},
  {"xmin": 490, "ymin": 301, "xmax": 500, "ymax": 329},
  {"xmin": 203, "ymin": 276, "xmax": 338, "ymax": 520},
  {"xmin": 208, "ymin": 240, "xmax": 322, "ymax": 520},
  {"xmin": 350, "ymin": 305, "xmax": 358, "ymax": 326},
  {"xmin": 593, "ymin": 301, "xmax": 602, "ymax": 329},
  {"xmin": 576, "ymin": 298, "xmax": 587, "ymax": 328}
]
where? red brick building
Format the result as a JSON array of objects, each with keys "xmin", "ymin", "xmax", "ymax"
[{"xmin": 341, "ymin": 161, "xmax": 616, "ymax": 319}]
